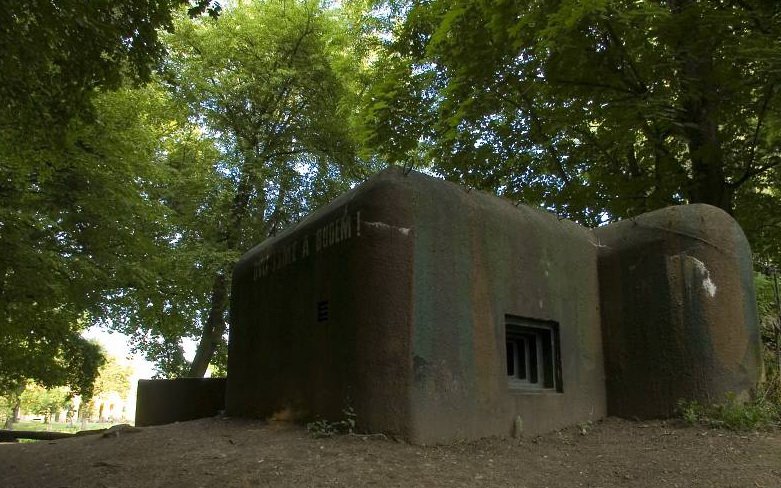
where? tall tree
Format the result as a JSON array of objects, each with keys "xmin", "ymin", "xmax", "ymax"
[
  {"xmin": 100, "ymin": 95, "xmax": 227, "ymax": 377},
  {"xmin": 19, "ymin": 384, "xmax": 71, "ymax": 425},
  {"xmin": 137, "ymin": 0, "xmax": 365, "ymax": 376},
  {"xmin": 361, "ymin": 0, "xmax": 781, "ymax": 231},
  {"xmin": 91, "ymin": 354, "xmax": 133, "ymax": 403},
  {"xmin": 0, "ymin": 0, "xmax": 219, "ymax": 133},
  {"xmin": 0, "ymin": 85, "xmax": 191, "ymax": 394},
  {"xmin": 0, "ymin": 0, "xmax": 220, "ymax": 394}
]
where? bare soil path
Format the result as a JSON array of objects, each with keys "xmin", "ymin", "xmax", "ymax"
[{"xmin": 1, "ymin": 417, "xmax": 779, "ymax": 487}]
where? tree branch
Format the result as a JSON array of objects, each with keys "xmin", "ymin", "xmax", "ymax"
[
  {"xmin": 731, "ymin": 159, "xmax": 781, "ymax": 189},
  {"xmin": 486, "ymin": 88, "xmax": 572, "ymax": 184},
  {"xmin": 546, "ymin": 77, "xmax": 636, "ymax": 95},
  {"xmin": 741, "ymin": 82, "xmax": 777, "ymax": 184},
  {"xmin": 603, "ymin": 19, "xmax": 649, "ymax": 95}
]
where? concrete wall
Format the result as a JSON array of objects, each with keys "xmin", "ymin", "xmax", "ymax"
[
  {"xmin": 406, "ymin": 172, "xmax": 606, "ymax": 442},
  {"xmin": 594, "ymin": 205, "xmax": 762, "ymax": 418},
  {"xmin": 135, "ymin": 378, "xmax": 226, "ymax": 427},
  {"xmin": 135, "ymin": 170, "xmax": 762, "ymax": 439},
  {"xmin": 225, "ymin": 169, "xmax": 761, "ymax": 441},
  {"xmin": 227, "ymin": 170, "xmax": 416, "ymax": 438},
  {"xmin": 227, "ymin": 168, "xmax": 606, "ymax": 443}
]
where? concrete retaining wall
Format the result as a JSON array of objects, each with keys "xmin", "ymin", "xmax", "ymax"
[{"xmin": 135, "ymin": 378, "xmax": 226, "ymax": 427}]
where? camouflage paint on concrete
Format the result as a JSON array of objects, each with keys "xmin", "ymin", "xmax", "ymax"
[
  {"xmin": 227, "ymin": 171, "xmax": 416, "ymax": 438},
  {"xmin": 201, "ymin": 168, "xmax": 760, "ymax": 443},
  {"xmin": 133, "ymin": 170, "xmax": 762, "ymax": 437},
  {"xmin": 226, "ymin": 168, "xmax": 607, "ymax": 443},
  {"xmin": 594, "ymin": 205, "xmax": 762, "ymax": 418},
  {"xmin": 406, "ymin": 172, "xmax": 606, "ymax": 442}
]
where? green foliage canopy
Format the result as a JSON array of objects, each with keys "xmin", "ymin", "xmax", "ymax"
[
  {"xmin": 0, "ymin": 0, "xmax": 222, "ymax": 394},
  {"xmin": 0, "ymin": 84, "xmax": 193, "ymax": 394},
  {"xmin": 360, "ymin": 0, "xmax": 781, "ymax": 240},
  {"xmin": 101, "ymin": 0, "xmax": 369, "ymax": 376},
  {"xmin": 19, "ymin": 384, "xmax": 71, "ymax": 421},
  {"xmin": 0, "ymin": 0, "xmax": 217, "ymax": 132},
  {"xmin": 91, "ymin": 354, "xmax": 133, "ymax": 400}
]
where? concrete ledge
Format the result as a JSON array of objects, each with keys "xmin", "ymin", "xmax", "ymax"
[{"xmin": 135, "ymin": 378, "xmax": 226, "ymax": 427}]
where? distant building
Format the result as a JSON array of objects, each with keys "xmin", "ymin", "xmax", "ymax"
[{"xmin": 70, "ymin": 391, "xmax": 130, "ymax": 423}]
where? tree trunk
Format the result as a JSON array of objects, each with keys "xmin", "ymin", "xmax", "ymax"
[
  {"xmin": 685, "ymin": 116, "xmax": 733, "ymax": 213},
  {"xmin": 3, "ymin": 398, "xmax": 19, "ymax": 429},
  {"xmin": 670, "ymin": 0, "xmax": 733, "ymax": 214},
  {"xmin": 187, "ymin": 273, "xmax": 229, "ymax": 377},
  {"xmin": 186, "ymin": 162, "xmax": 257, "ymax": 377},
  {"xmin": 773, "ymin": 271, "xmax": 781, "ymax": 375}
]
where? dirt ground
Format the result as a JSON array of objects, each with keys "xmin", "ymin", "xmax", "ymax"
[{"xmin": 1, "ymin": 417, "xmax": 779, "ymax": 488}]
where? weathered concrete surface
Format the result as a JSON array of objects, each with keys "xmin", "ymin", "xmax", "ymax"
[
  {"xmin": 594, "ymin": 204, "xmax": 762, "ymax": 418},
  {"xmin": 406, "ymin": 171, "xmax": 606, "ymax": 443},
  {"xmin": 226, "ymin": 169, "xmax": 761, "ymax": 442},
  {"xmin": 227, "ymin": 168, "xmax": 606, "ymax": 443},
  {"xmin": 227, "ymin": 169, "xmax": 415, "ymax": 438},
  {"xmin": 135, "ymin": 378, "xmax": 226, "ymax": 427}
]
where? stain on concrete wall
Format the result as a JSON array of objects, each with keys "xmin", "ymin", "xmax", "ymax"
[
  {"xmin": 226, "ymin": 173, "xmax": 416, "ymax": 438},
  {"xmin": 405, "ymin": 173, "xmax": 605, "ymax": 442}
]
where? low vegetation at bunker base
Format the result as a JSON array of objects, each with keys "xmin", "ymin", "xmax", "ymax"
[
  {"xmin": 305, "ymin": 407, "xmax": 357, "ymax": 439},
  {"xmin": 678, "ymin": 383, "xmax": 781, "ymax": 431}
]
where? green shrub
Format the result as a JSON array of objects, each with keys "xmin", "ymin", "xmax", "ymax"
[
  {"xmin": 678, "ymin": 386, "xmax": 780, "ymax": 431},
  {"xmin": 305, "ymin": 407, "xmax": 356, "ymax": 438}
]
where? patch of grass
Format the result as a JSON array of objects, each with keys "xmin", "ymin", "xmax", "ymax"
[
  {"xmin": 306, "ymin": 407, "xmax": 356, "ymax": 438},
  {"xmin": 577, "ymin": 420, "xmax": 593, "ymax": 435},
  {"xmin": 678, "ymin": 386, "xmax": 780, "ymax": 431}
]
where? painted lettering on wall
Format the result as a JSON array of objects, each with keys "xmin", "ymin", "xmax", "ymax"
[{"xmin": 253, "ymin": 210, "xmax": 361, "ymax": 280}]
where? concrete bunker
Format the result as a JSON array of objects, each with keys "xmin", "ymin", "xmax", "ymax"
[
  {"xmin": 221, "ymin": 168, "xmax": 761, "ymax": 443},
  {"xmin": 595, "ymin": 204, "xmax": 762, "ymax": 418}
]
